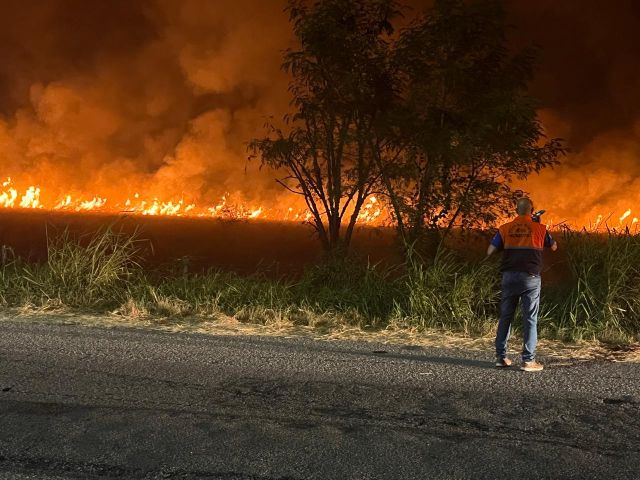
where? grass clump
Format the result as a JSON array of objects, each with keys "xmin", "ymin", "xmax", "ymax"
[
  {"xmin": 294, "ymin": 254, "xmax": 401, "ymax": 328},
  {"xmin": 1, "ymin": 228, "xmax": 141, "ymax": 309},
  {"xmin": 135, "ymin": 270, "xmax": 293, "ymax": 320},
  {"xmin": 548, "ymin": 229, "xmax": 640, "ymax": 342},
  {"xmin": 401, "ymin": 249, "xmax": 500, "ymax": 335}
]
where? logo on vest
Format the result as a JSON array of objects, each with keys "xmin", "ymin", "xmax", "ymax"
[{"xmin": 508, "ymin": 223, "xmax": 532, "ymax": 238}]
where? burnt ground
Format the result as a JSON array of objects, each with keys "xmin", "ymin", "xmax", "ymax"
[{"xmin": 0, "ymin": 319, "xmax": 638, "ymax": 479}]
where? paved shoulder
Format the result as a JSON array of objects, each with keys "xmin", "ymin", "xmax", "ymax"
[{"xmin": 1, "ymin": 320, "xmax": 639, "ymax": 479}]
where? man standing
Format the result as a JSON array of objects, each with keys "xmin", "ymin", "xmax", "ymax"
[{"xmin": 486, "ymin": 197, "xmax": 557, "ymax": 372}]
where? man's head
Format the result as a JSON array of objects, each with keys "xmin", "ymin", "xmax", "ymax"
[{"xmin": 516, "ymin": 197, "xmax": 534, "ymax": 216}]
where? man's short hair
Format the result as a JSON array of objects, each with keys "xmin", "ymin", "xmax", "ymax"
[{"xmin": 516, "ymin": 197, "xmax": 533, "ymax": 215}]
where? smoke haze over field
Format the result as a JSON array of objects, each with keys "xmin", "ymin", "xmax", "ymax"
[
  {"xmin": 0, "ymin": 0, "xmax": 639, "ymax": 224},
  {"xmin": 507, "ymin": 0, "xmax": 640, "ymax": 225},
  {"xmin": 0, "ymin": 0, "xmax": 292, "ymax": 207}
]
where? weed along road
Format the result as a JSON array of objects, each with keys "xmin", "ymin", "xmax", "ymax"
[{"xmin": 0, "ymin": 320, "xmax": 639, "ymax": 479}]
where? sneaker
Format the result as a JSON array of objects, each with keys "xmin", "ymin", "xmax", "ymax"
[
  {"xmin": 520, "ymin": 360, "xmax": 544, "ymax": 372},
  {"xmin": 495, "ymin": 357, "xmax": 513, "ymax": 368}
]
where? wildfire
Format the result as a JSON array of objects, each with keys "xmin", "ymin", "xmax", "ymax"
[
  {"xmin": 619, "ymin": 208, "xmax": 632, "ymax": 224},
  {"xmin": 582, "ymin": 210, "xmax": 639, "ymax": 232},
  {"xmin": 357, "ymin": 196, "xmax": 383, "ymax": 223},
  {"xmin": 4, "ymin": 176, "xmax": 637, "ymax": 231},
  {"xmin": 0, "ymin": 177, "xmax": 387, "ymax": 225}
]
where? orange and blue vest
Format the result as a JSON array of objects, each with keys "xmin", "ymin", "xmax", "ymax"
[{"xmin": 490, "ymin": 216, "xmax": 554, "ymax": 275}]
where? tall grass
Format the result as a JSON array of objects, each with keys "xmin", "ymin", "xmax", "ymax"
[
  {"xmin": 549, "ymin": 229, "xmax": 640, "ymax": 342},
  {"xmin": 131, "ymin": 270, "xmax": 293, "ymax": 321},
  {"xmin": 0, "ymin": 227, "xmax": 638, "ymax": 343},
  {"xmin": 0, "ymin": 228, "xmax": 141, "ymax": 309},
  {"xmin": 402, "ymin": 248, "xmax": 500, "ymax": 335},
  {"xmin": 294, "ymin": 255, "xmax": 402, "ymax": 327}
]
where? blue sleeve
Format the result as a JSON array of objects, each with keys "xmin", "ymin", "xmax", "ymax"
[
  {"xmin": 544, "ymin": 231, "xmax": 554, "ymax": 248},
  {"xmin": 490, "ymin": 232, "xmax": 503, "ymax": 249}
]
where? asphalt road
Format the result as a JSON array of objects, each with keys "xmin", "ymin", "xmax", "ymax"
[{"xmin": 0, "ymin": 320, "xmax": 639, "ymax": 479}]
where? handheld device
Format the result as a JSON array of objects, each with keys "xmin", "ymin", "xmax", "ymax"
[{"xmin": 532, "ymin": 210, "xmax": 545, "ymax": 223}]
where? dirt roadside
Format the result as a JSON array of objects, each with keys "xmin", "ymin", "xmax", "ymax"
[{"xmin": 2, "ymin": 309, "xmax": 638, "ymax": 364}]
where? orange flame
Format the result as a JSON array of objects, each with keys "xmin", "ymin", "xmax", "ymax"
[
  {"xmin": 0, "ymin": 176, "xmax": 388, "ymax": 225},
  {"xmin": 8, "ymin": 175, "xmax": 635, "ymax": 231},
  {"xmin": 619, "ymin": 208, "xmax": 632, "ymax": 224}
]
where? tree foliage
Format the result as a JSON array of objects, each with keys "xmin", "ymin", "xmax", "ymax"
[
  {"xmin": 250, "ymin": 0, "xmax": 401, "ymax": 251},
  {"xmin": 379, "ymin": 0, "xmax": 564, "ymax": 245},
  {"xmin": 251, "ymin": 0, "xmax": 565, "ymax": 251}
]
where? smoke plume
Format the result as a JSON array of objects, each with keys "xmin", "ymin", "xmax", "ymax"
[
  {"xmin": 1, "ymin": 0, "xmax": 639, "ymax": 226},
  {"xmin": 0, "ymin": 0, "xmax": 291, "ymax": 207},
  {"xmin": 508, "ymin": 0, "xmax": 640, "ymax": 226}
]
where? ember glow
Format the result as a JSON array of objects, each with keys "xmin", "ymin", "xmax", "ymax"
[
  {"xmin": 0, "ymin": 176, "xmax": 386, "ymax": 225},
  {"xmin": 5, "ymin": 173, "xmax": 640, "ymax": 232},
  {"xmin": 0, "ymin": 2, "xmax": 638, "ymax": 232},
  {"xmin": 547, "ymin": 208, "xmax": 640, "ymax": 232}
]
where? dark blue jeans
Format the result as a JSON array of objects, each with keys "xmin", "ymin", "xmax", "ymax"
[{"xmin": 495, "ymin": 271, "xmax": 541, "ymax": 362}]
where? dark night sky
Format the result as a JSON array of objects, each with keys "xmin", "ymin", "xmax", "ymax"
[
  {"xmin": 0, "ymin": 0, "xmax": 639, "ymax": 219},
  {"xmin": 508, "ymin": 0, "xmax": 640, "ymax": 149}
]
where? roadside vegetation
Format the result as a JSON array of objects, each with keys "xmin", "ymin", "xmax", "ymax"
[{"xmin": 0, "ymin": 228, "xmax": 638, "ymax": 345}]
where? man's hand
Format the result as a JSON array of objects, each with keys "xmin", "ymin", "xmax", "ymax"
[{"xmin": 486, "ymin": 244, "xmax": 497, "ymax": 258}]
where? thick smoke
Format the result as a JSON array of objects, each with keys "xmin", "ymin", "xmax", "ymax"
[
  {"xmin": 0, "ymin": 0, "xmax": 291, "ymax": 206},
  {"xmin": 507, "ymin": 0, "xmax": 640, "ymax": 226},
  {"xmin": 1, "ymin": 0, "xmax": 639, "ymax": 225}
]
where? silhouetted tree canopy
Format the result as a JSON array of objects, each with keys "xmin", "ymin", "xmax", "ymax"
[
  {"xmin": 383, "ymin": 0, "xmax": 564, "ymax": 245},
  {"xmin": 251, "ymin": 0, "xmax": 565, "ymax": 251}
]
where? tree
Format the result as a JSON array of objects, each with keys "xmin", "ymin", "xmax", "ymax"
[
  {"xmin": 250, "ymin": 0, "xmax": 400, "ymax": 251},
  {"xmin": 376, "ymin": 0, "xmax": 565, "ymax": 247},
  {"xmin": 252, "ymin": 0, "xmax": 564, "ymax": 253}
]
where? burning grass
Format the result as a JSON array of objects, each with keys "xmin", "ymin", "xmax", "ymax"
[
  {"xmin": 0, "ymin": 227, "xmax": 639, "ymax": 345},
  {"xmin": 0, "ymin": 176, "xmax": 386, "ymax": 225}
]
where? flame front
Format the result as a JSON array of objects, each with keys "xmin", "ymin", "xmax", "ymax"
[
  {"xmin": 4, "ymin": 176, "xmax": 639, "ymax": 231},
  {"xmin": 619, "ymin": 209, "xmax": 632, "ymax": 224},
  {"xmin": 0, "ymin": 177, "xmax": 387, "ymax": 225}
]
